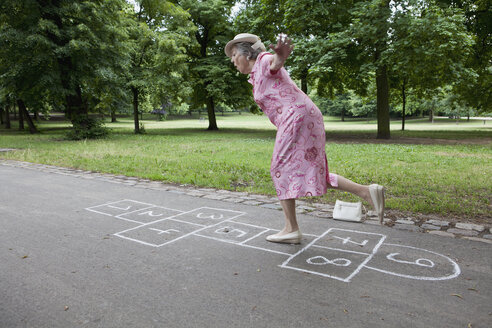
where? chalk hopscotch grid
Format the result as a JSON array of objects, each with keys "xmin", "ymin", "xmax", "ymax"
[
  {"xmin": 85, "ymin": 199, "xmax": 461, "ymax": 282},
  {"xmin": 85, "ymin": 200, "xmax": 385, "ymax": 279},
  {"xmin": 114, "ymin": 207, "xmax": 246, "ymax": 248}
]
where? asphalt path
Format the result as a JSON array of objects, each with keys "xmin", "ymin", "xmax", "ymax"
[{"xmin": 1, "ymin": 164, "xmax": 491, "ymax": 328}]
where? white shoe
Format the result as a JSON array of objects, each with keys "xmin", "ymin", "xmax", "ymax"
[
  {"xmin": 369, "ymin": 184, "xmax": 385, "ymax": 224},
  {"xmin": 266, "ymin": 230, "xmax": 302, "ymax": 244}
]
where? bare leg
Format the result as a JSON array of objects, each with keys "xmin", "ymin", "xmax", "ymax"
[
  {"xmin": 277, "ymin": 176, "xmax": 375, "ymax": 234},
  {"xmin": 278, "ymin": 199, "xmax": 299, "ymax": 234},
  {"xmin": 330, "ymin": 174, "xmax": 376, "ymax": 210}
]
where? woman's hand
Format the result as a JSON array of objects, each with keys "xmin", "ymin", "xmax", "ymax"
[{"xmin": 269, "ymin": 33, "xmax": 294, "ymax": 71}]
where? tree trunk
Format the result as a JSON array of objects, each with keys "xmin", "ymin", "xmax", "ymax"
[
  {"xmin": 374, "ymin": 0, "xmax": 391, "ymax": 139},
  {"xmin": 111, "ymin": 108, "xmax": 117, "ymax": 122},
  {"xmin": 17, "ymin": 99, "xmax": 39, "ymax": 134},
  {"xmin": 5, "ymin": 105, "xmax": 11, "ymax": 129},
  {"xmin": 429, "ymin": 109, "xmax": 434, "ymax": 123},
  {"xmin": 18, "ymin": 103, "xmax": 24, "ymax": 131},
  {"xmin": 206, "ymin": 95, "xmax": 218, "ymax": 130},
  {"xmin": 132, "ymin": 86, "xmax": 140, "ymax": 134},
  {"xmin": 65, "ymin": 85, "xmax": 87, "ymax": 122},
  {"xmin": 0, "ymin": 107, "xmax": 3, "ymax": 125},
  {"xmin": 376, "ymin": 64, "xmax": 390, "ymax": 139},
  {"xmin": 341, "ymin": 108, "xmax": 345, "ymax": 122},
  {"xmin": 401, "ymin": 81, "xmax": 406, "ymax": 131}
]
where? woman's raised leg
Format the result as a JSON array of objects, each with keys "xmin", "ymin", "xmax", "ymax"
[{"xmin": 330, "ymin": 174, "xmax": 385, "ymax": 222}]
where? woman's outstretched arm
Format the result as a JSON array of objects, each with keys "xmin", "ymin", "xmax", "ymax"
[{"xmin": 269, "ymin": 33, "xmax": 294, "ymax": 72}]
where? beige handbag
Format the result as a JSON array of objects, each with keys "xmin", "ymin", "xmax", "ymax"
[{"xmin": 333, "ymin": 200, "xmax": 365, "ymax": 222}]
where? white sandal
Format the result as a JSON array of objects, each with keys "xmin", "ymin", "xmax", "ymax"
[
  {"xmin": 369, "ymin": 184, "xmax": 385, "ymax": 224},
  {"xmin": 266, "ymin": 230, "xmax": 302, "ymax": 244}
]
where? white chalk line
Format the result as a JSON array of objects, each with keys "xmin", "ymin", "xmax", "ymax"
[
  {"xmin": 363, "ymin": 243, "xmax": 461, "ymax": 281},
  {"xmin": 85, "ymin": 199, "xmax": 156, "ymax": 221},
  {"xmin": 310, "ymin": 244, "xmax": 371, "ymax": 256},
  {"xmin": 277, "ymin": 265, "xmax": 350, "ymax": 282},
  {"xmin": 153, "ymin": 215, "xmax": 245, "ymax": 247},
  {"xmin": 279, "ymin": 228, "xmax": 387, "ymax": 282},
  {"xmin": 163, "ymin": 218, "xmax": 206, "ymax": 227},
  {"xmin": 344, "ymin": 234, "xmax": 386, "ymax": 282},
  {"xmin": 125, "ymin": 208, "xmax": 247, "ymax": 247},
  {"xmin": 113, "ymin": 234, "xmax": 160, "ymax": 247},
  {"xmin": 114, "ymin": 207, "xmax": 202, "ymax": 236},
  {"xmin": 240, "ymin": 229, "xmax": 271, "ymax": 245},
  {"xmin": 193, "ymin": 233, "xmax": 295, "ymax": 256},
  {"xmin": 280, "ymin": 228, "xmax": 335, "ymax": 268},
  {"xmin": 123, "ymin": 205, "xmax": 186, "ymax": 217}
]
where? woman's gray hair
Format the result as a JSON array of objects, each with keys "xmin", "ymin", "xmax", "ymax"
[{"xmin": 233, "ymin": 42, "xmax": 263, "ymax": 60}]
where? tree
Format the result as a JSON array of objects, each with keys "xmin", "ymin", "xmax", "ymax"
[
  {"xmin": 176, "ymin": 0, "xmax": 251, "ymax": 130},
  {"xmin": 435, "ymin": 0, "xmax": 491, "ymax": 113},
  {"xmin": 125, "ymin": 0, "xmax": 195, "ymax": 134},
  {"xmin": 0, "ymin": 0, "xmax": 129, "ymax": 137},
  {"xmin": 389, "ymin": 0, "xmax": 475, "ymax": 129}
]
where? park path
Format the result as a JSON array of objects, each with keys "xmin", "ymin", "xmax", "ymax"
[{"xmin": 1, "ymin": 161, "xmax": 491, "ymax": 328}]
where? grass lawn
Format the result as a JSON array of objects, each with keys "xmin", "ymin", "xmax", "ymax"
[{"xmin": 1, "ymin": 113, "xmax": 491, "ymax": 224}]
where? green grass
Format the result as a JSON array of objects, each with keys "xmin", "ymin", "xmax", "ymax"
[{"xmin": 1, "ymin": 113, "xmax": 491, "ymax": 222}]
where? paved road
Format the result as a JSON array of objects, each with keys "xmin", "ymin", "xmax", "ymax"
[{"xmin": 1, "ymin": 164, "xmax": 491, "ymax": 328}]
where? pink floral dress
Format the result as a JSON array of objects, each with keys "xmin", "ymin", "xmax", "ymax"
[{"xmin": 249, "ymin": 52, "xmax": 338, "ymax": 200}]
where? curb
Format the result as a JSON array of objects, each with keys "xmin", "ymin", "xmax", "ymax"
[{"xmin": 1, "ymin": 159, "xmax": 491, "ymax": 244}]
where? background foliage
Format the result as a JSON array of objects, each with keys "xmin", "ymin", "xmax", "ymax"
[{"xmin": 0, "ymin": 0, "xmax": 489, "ymax": 136}]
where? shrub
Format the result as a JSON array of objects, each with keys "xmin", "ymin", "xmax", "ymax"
[{"xmin": 66, "ymin": 116, "xmax": 109, "ymax": 140}]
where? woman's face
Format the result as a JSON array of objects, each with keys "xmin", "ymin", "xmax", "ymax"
[{"xmin": 231, "ymin": 47, "xmax": 253, "ymax": 74}]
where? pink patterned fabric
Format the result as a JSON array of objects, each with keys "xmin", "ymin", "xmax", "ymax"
[{"xmin": 248, "ymin": 52, "xmax": 338, "ymax": 200}]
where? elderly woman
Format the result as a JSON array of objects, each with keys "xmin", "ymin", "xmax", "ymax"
[{"xmin": 225, "ymin": 33, "xmax": 385, "ymax": 244}]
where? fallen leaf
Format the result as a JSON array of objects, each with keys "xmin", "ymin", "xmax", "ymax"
[
  {"xmin": 257, "ymin": 269, "xmax": 261, "ymax": 272},
  {"xmin": 22, "ymin": 255, "xmax": 28, "ymax": 259},
  {"xmin": 451, "ymin": 294, "xmax": 463, "ymax": 299},
  {"xmin": 64, "ymin": 306, "xmax": 69, "ymax": 311},
  {"xmin": 467, "ymin": 288, "xmax": 478, "ymax": 292},
  {"xmin": 251, "ymin": 306, "xmax": 256, "ymax": 311},
  {"xmin": 233, "ymin": 272, "xmax": 238, "ymax": 275},
  {"xmin": 343, "ymin": 309, "xmax": 348, "ymax": 313},
  {"xmin": 467, "ymin": 323, "xmax": 472, "ymax": 328}
]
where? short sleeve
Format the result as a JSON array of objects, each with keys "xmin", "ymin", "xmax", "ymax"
[{"xmin": 257, "ymin": 53, "xmax": 287, "ymax": 80}]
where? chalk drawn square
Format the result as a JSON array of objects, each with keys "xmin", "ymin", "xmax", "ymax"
[
  {"xmin": 195, "ymin": 222, "xmax": 268, "ymax": 244},
  {"xmin": 174, "ymin": 207, "xmax": 245, "ymax": 226},
  {"xmin": 116, "ymin": 206, "xmax": 184, "ymax": 224},
  {"xmin": 115, "ymin": 219, "xmax": 203, "ymax": 247},
  {"xmin": 86, "ymin": 200, "xmax": 154, "ymax": 217},
  {"xmin": 281, "ymin": 246, "xmax": 370, "ymax": 282},
  {"xmin": 314, "ymin": 229, "xmax": 385, "ymax": 255}
]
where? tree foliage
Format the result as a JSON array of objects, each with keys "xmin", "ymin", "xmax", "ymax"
[
  {"xmin": 0, "ymin": 0, "xmax": 129, "ymax": 137},
  {"xmin": 0, "ymin": 0, "xmax": 487, "ymax": 138}
]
